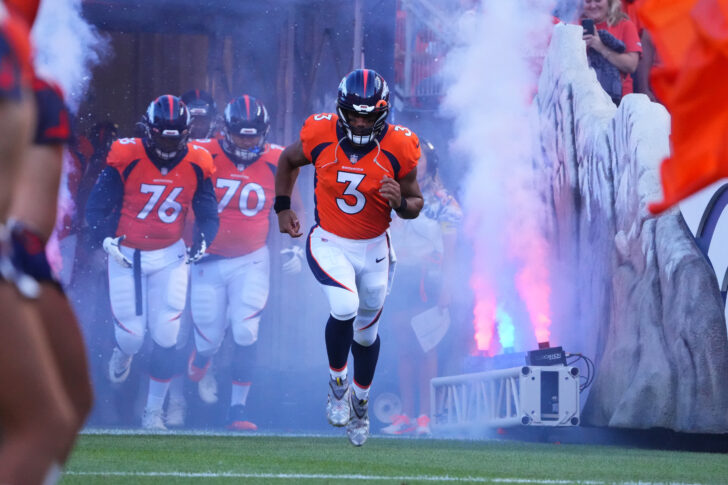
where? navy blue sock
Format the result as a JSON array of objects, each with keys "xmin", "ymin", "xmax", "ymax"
[
  {"xmin": 232, "ymin": 343, "xmax": 256, "ymax": 382},
  {"xmin": 150, "ymin": 343, "xmax": 177, "ymax": 381},
  {"xmin": 351, "ymin": 335, "xmax": 380, "ymax": 389},
  {"xmin": 325, "ymin": 315, "xmax": 354, "ymax": 371}
]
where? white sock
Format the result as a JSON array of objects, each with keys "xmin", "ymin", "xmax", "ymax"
[
  {"xmin": 146, "ymin": 377, "xmax": 170, "ymax": 412},
  {"xmin": 168, "ymin": 375, "xmax": 184, "ymax": 402},
  {"xmin": 352, "ymin": 382, "xmax": 370, "ymax": 402},
  {"xmin": 330, "ymin": 366, "xmax": 347, "ymax": 382},
  {"xmin": 42, "ymin": 462, "xmax": 62, "ymax": 485},
  {"xmin": 231, "ymin": 381, "xmax": 251, "ymax": 407}
]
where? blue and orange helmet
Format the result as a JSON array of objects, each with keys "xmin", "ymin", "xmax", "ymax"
[
  {"xmin": 336, "ymin": 69, "xmax": 390, "ymax": 146},
  {"xmin": 222, "ymin": 94, "xmax": 270, "ymax": 163},
  {"xmin": 142, "ymin": 94, "xmax": 190, "ymax": 161}
]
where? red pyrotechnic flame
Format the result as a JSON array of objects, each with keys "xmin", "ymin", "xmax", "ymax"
[
  {"xmin": 470, "ymin": 274, "xmax": 497, "ymax": 354},
  {"xmin": 514, "ymin": 235, "xmax": 552, "ymax": 346}
]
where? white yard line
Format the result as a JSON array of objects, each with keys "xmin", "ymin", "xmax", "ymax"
[{"xmin": 62, "ymin": 470, "xmax": 703, "ymax": 485}]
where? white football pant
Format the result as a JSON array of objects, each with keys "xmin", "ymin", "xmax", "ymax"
[
  {"xmin": 190, "ymin": 245, "xmax": 270, "ymax": 355},
  {"xmin": 307, "ymin": 226, "xmax": 389, "ymax": 346},
  {"xmin": 108, "ymin": 239, "xmax": 188, "ymax": 355}
]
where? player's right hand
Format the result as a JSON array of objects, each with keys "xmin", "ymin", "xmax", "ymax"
[
  {"xmin": 103, "ymin": 235, "xmax": 132, "ymax": 268},
  {"xmin": 277, "ymin": 210, "xmax": 302, "ymax": 238}
]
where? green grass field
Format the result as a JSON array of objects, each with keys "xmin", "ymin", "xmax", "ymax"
[{"xmin": 61, "ymin": 432, "xmax": 728, "ymax": 484}]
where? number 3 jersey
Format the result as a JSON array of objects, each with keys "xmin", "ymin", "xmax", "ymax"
[
  {"xmin": 87, "ymin": 138, "xmax": 219, "ymax": 251},
  {"xmin": 191, "ymin": 139, "xmax": 282, "ymax": 258},
  {"xmin": 300, "ymin": 113, "xmax": 420, "ymax": 240}
]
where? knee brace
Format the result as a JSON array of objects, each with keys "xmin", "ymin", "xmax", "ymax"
[
  {"xmin": 353, "ymin": 307, "xmax": 382, "ymax": 347},
  {"xmin": 114, "ymin": 319, "xmax": 145, "ymax": 355},
  {"xmin": 231, "ymin": 317, "xmax": 260, "ymax": 346}
]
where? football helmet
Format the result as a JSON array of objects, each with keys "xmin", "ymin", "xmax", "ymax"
[
  {"xmin": 336, "ymin": 69, "xmax": 390, "ymax": 146},
  {"xmin": 141, "ymin": 95, "xmax": 190, "ymax": 161},
  {"xmin": 181, "ymin": 89, "xmax": 217, "ymax": 139},
  {"xmin": 222, "ymin": 95, "xmax": 270, "ymax": 163}
]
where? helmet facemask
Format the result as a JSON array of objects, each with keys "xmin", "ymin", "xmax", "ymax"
[
  {"xmin": 223, "ymin": 127, "xmax": 267, "ymax": 162},
  {"xmin": 336, "ymin": 69, "xmax": 390, "ymax": 146},
  {"xmin": 142, "ymin": 95, "xmax": 191, "ymax": 164},
  {"xmin": 222, "ymin": 95, "xmax": 270, "ymax": 163},
  {"xmin": 149, "ymin": 127, "xmax": 188, "ymax": 161},
  {"xmin": 336, "ymin": 104, "xmax": 388, "ymax": 146}
]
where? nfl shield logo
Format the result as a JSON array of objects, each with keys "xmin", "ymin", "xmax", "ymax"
[{"xmin": 350, "ymin": 154, "xmax": 358, "ymax": 164}]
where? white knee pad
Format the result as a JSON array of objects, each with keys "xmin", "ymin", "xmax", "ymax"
[
  {"xmin": 359, "ymin": 282, "xmax": 387, "ymax": 310},
  {"xmin": 149, "ymin": 317, "xmax": 181, "ymax": 349},
  {"xmin": 354, "ymin": 307, "xmax": 381, "ymax": 347},
  {"xmin": 231, "ymin": 317, "xmax": 260, "ymax": 346},
  {"xmin": 114, "ymin": 321, "xmax": 145, "ymax": 355},
  {"xmin": 325, "ymin": 286, "xmax": 359, "ymax": 321}
]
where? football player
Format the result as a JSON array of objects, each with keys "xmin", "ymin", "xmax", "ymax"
[
  {"xmin": 275, "ymin": 69, "xmax": 423, "ymax": 446},
  {"xmin": 181, "ymin": 89, "xmax": 219, "ymax": 140},
  {"xmin": 86, "ymin": 94, "xmax": 219, "ymax": 430},
  {"xmin": 188, "ymin": 94, "xmax": 303, "ymax": 430}
]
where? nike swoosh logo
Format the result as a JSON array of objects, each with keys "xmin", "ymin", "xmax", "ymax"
[{"xmin": 376, "ymin": 257, "xmax": 386, "ymax": 263}]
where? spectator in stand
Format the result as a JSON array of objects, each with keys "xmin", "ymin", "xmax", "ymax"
[
  {"xmin": 381, "ymin": 138, "xmax": 462, "ymax": 437},
  {"xmin": 634, "ymin": 28, "xmax": 659, "ymax": 102},
  {"xmin": 581, "ymin": 0, "xmax": 641, "ymax": 105}
]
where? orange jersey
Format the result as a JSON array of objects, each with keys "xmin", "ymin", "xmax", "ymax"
[
  {"xmin": 0, "ymin": 3, "xmax": 33, "ymax": 98},
  {"xmin": 192, "ymin": 139, "xmax": 281, "ymax": 257},
  {"xmin": 107, "ymin": 138, "xmax": 215, "ymax": 250},
  {"xmin": 301, "ymin": 113, "xmax": 420, "ymax": 239}
]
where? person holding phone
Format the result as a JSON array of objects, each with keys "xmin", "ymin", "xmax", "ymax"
[{"xmin": 581, "ymin": 0, "xmax": 641, "ymax": 104}]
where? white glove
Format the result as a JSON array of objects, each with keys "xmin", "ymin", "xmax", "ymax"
[
  {"xmin": 280, "ymin": 245, "xmax": 304, "ymax": 274},
  {"xmin": 186, "ymin": 233, "xmax": 207, "ymax": 264},
  {"xmin": 103, "ymin": 235, "xmax": 132, "ymax": 268}
]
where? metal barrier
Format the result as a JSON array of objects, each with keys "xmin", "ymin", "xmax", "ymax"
[{"xmin": 430, "ymin": 365, "xmax": 580, "ymax": 434}]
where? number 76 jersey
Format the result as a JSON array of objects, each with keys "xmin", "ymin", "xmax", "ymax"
[
  {"xmin": 107, "ymin": 138, "xmax": 216, "ymax": 250},
  {"xmin": 301, "ymin": 113, "xmax": 420, "ymax": 240}
]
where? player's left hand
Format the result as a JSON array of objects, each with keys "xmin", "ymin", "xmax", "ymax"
[
  {"xmin": 280, "ymin": 245, "xmax": 304, "ymax": 274},
  {"xmin": 186, "ymin": 233, "xmax": 207, "ymax": 264},
  {"xmin": 380, "ymin": 176, "xmax": 402, "ymax": 209}
]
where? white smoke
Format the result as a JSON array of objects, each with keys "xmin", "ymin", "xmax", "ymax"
[
  {"xmin": 31, "ymin": 0, "xmax": 110, "ymax": 112},
  {"xmin": 441, "ymin": 0, "xmax": 556, "ymax": 352}
]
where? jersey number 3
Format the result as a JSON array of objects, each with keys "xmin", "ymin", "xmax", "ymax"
[{"xmin": 336, "ymin": 171, "xmax": 365, "ymax": 214}]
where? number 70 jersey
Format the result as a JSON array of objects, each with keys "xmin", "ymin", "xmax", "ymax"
[
  {"xmin": 301, "ymin": 113, "xmax": 420, "ymax": 240},
  {"xmin": 191, "ymin": 139, "xmax": 282, "ymax": 257}
]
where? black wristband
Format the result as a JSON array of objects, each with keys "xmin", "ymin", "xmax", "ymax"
[
  {"xmin": 274, "ymin": 195, "xmax": 291, "ymax": 214},
  {"xmin": 394, "ymin": 196, "xmax": 408, "ymax": 213}
]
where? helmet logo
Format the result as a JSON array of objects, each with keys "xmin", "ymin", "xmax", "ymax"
[{"xmin": 353, "ymin": 104, "xmax": 375, "ymax": 113}]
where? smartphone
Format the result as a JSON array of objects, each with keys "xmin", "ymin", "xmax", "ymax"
[{"xmin": 581, "ymin": 18, "xmax": 595, "ymax": 35}]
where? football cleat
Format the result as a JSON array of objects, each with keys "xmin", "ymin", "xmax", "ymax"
[
  {"xmin": 187, "ymin": 349, "xmax": 211, "ymax": 382},
  {"xmin": 165, "ymin": 397, "xmax": 186, "ymax": 427},
  {"xmin": 326, "ymin": 376, "xmax": 350, "ymax": 427},
  {"xmin": 415, "ymin": 414, "xmax": 432, "ymax": 437},
  {"xmin": 381, "ymin": 414, "xmax": 414, "ymax": 435},
  {"xmin": 227, "ymin": 404, "xmax": 258, "ymax": 431},
  {"xmin": 346, "ymin": 393, "xmax": 370, "ymax": 447},
  {"xmin": 108, "ymin": 347, "xmax": 132, "ymax": 384},
  {"xmin": 142, "ymin": 408, "xmax": 167, "ymax": 431}
]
